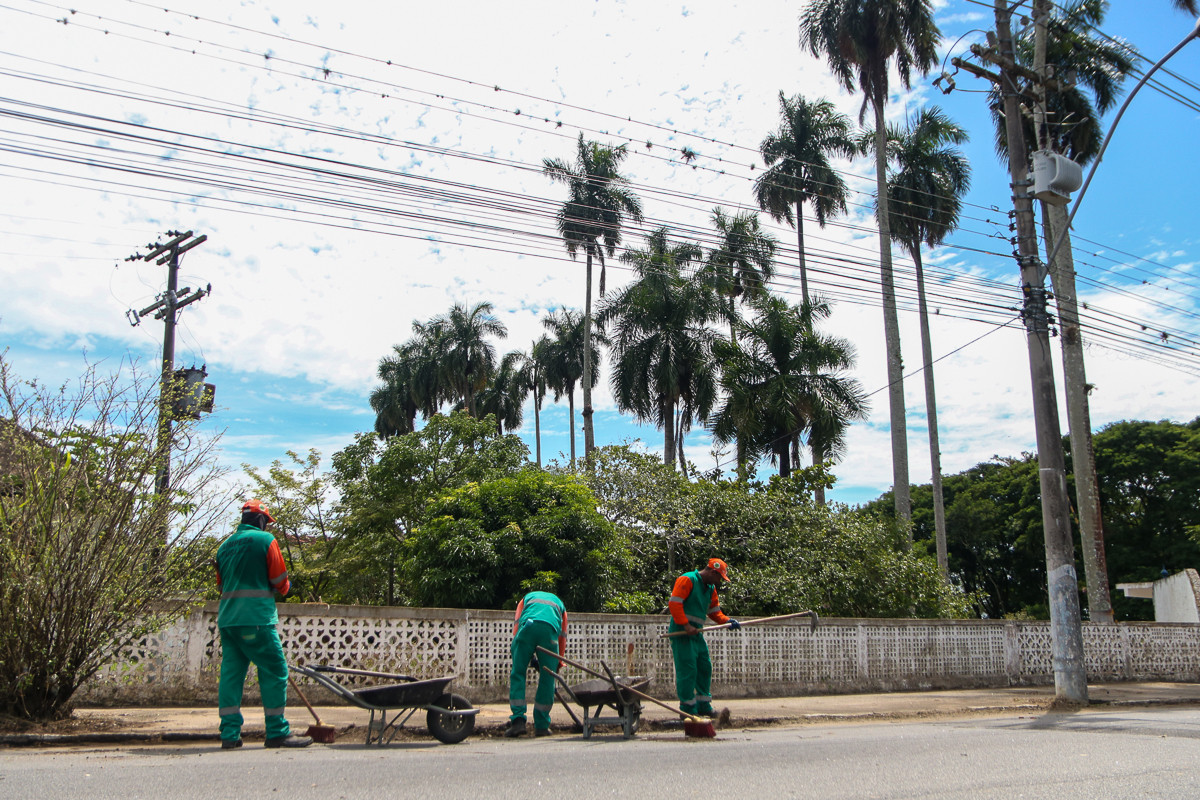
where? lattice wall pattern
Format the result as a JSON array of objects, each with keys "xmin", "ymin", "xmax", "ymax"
[{"xmin": 78, "ymin": 605, "xmax": 1200, "ymax": 704}]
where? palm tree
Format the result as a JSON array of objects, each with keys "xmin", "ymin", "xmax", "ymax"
[
  {"xmin": 541, "ymin": 309, "xmax": 602, "ymax": 470},
  {"xmin": 431, "ymin": 301, "xmax": 508, "ymax": 417},
  {"xmin": 543, "ymin": 135, "xmax": 644, "ymax": 460},
  {"xmin": 881, "ymin": 107, "xmax": 971, "ymax": 580},
  {"xmin": 754, "ymin": 92, "xmax": 856, "ymax": 304},
  {"xmin": 703, "ymin": 207, "xmax": 777, "ymax": 341},
  {"xmin": 989, "ymin": 0, "xmax": 1135, "ymax": 622},
  {"xmin": 513, "ymin": 338, "xmax": 552, "ymax": 467},
  {"xmin": 370, "ymin": 345, "xmax": 420, "ymax": 438},
  {"xmin": 477, "ymin": 350, "xmax": 526, "ymax": 435},
  {"xmin": 598, "ymin": 228, "xmax": 722, "ymax": 470},
  {"xmin": 711, "ymin": 295, "xmax": 867, "ymax": 485},
  {"xmin": 801, "ymin": 0, "xmax": 939, "ymax": 528}
]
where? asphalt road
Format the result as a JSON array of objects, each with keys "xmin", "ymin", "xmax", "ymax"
[{"xmin": 3, "ymin": 707, "xmax": 1199, "ymax": 799}]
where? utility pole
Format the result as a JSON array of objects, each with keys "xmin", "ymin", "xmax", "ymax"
[
  {"xmin": 953, "ymin": 1, "xmax": 1088, "ymax": 703},
  {"xmin": 1029, "ymin": 0, "xmax": 1114, "ymax": 624},
  {"xmin": 125, "ymin": 230, "xmax": 209, "ymax": 535}
]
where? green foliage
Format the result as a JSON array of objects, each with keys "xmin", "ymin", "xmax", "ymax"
[
  {"xmin": 0, "ymin": 357, "xmax": 229, "ymax": 720},
  {"xmin": 886, "ymin": 418, "xmax": 1200, "ymax": 621},
  {"xmin": 401, "ymin": 469, "xmax": 627, "ymax": 611},
  {"xmin": 580, "ymin": 445, "xmax": 967, "ymax": 618},
  {"xmin": 243, "ymin": 449, "xmax": 360, "ymax": 604}
]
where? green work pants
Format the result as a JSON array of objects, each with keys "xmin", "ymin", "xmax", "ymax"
[
  {"xmin": 509, "ymin": 620, "xmax": 560, "ymax": 730},
  {"xmin": 218, "ymin": 625, "xmax": 291, "ymax": 742},
  {"xmin": 670, "ymin": 632, "xmax": 713, "ymax": 716}
]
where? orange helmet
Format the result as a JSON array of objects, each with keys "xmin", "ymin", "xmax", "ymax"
[
  {"xmin": 707, "ymin": 558, "xmax": 731, "ymax": 582},
  {"xmin": 241, "ymin": 498, "xmax": 275, "ymax": 524}
]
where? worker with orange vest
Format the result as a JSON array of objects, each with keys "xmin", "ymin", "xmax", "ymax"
[
  {"xmin": 505, "ymin": 590, "xmax": 567, "ymax": 738},
  {"xmin": 667, "ymin": 558, "xmax": 740, "ymax": 718},
  {"xmin": 214, "ymin": 499, "xmax": 312, "ymax": 749}
]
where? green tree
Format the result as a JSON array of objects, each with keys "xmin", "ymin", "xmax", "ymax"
[
  {"xmin": 242, "ymin": 449, "xmax": 347, "ymax": 603},
  {"xmin": 878, "ymin": 106, "xmax": 970, "ymax": 578},
  {"xmin": 703, "ymin": 207, "xmax": 777, "ymax": 341},
  {"xmin": 433, "ymin": 301, "xmax": 508, "ymax": 418},
  {"xmin": 599, "ymin": 228, "xmax": 723, "ymax": 470},
  {"xmin": 801, "ymin": 0, "xmax": 940, "ymax": 524},
  {"xmin": 331, "ymin": 411, "xmax": 528, "ymax": 551},
  {"xmin": 754, "ymin": 92, "xmax": 855, "ymax": 304},
  {"xmin": 540, "ymin": 309, "xmax": 602, "ymax": 469},
  {"xmin": 1093, "ymin": 419, "xmax": 1200, "ymax": 620},
  {"xmin": 543, "ymin": 135, "xmax": 644, "ymax": 459},
  {"xmin": 0, "ymin": 358, "xmax": 228, "ymax": 720},
  {"xmin": 581, "ymin": 445, "xmax": 967, "ymax": 618},
  {"xmin": 477, "ymin": 350, "xmax": 526, "ymax": 435},
  {"xmin": 711, "ymin": 296, "xmax": 867, "ymax": 490},
  {"xmin": 401, "ymin": 469, "xmax": 629, "ymax": 611}
]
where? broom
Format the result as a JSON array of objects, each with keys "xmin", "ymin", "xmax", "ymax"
[
  {"xmin": 288, "ymin": 675, "xmax": 338, "ymax": 743},
  {"xmin": 536, "ymin": 647, "xmax": 716, "ymax": 738}
]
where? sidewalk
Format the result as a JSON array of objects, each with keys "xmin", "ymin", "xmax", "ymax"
[{"xmin": 5, "ymin": 682, "xmax": 1200, "ymax": 746}]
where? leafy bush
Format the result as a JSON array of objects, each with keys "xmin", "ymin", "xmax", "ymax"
[{"xmin": 0, "ymin": 357, "xmax": 228, "ymax": 720}]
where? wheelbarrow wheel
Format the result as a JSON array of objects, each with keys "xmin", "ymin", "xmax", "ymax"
[{"xmin": 427, "ymin": 693, "xmax": 474, "ymax": 744}]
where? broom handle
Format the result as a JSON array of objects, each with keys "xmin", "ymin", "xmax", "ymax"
[
  {"xmin": 536, "ymin": 646, "xmax": 704, "ymax": 723},
  {"xmin": 288, "ymin": 675, "xmax": 324, "ymax": 727},
  {"xmin": 657, "ymin": 610, "xmax": 817, "ymax": 638}
]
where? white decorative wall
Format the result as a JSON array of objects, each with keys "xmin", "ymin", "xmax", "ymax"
[{"xmin": 79, "ymin": 603, "xmax": 1200, "ymax": 705}]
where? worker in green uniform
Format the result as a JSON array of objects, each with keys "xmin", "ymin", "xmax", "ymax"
[
  {"xmin": 214, "ymin": 499, "xmax": 312, "ymax": 749},
  {"xmin": 667, "ymin": 558, "xmax": 740, "ymax": 718},
  {"xmin": 505, "ymin": 590, "xmax": 568, "ymax": 738}
]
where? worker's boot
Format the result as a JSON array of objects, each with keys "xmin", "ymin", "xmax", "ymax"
[
  {"xmin": 220, "ymin": 738, "xmax": 243, "ymax": 750},
  {"xmin": 504, "ymin": 717, "xmax": 527, "ymax": 738},
  {"xmin": 265, "ymin": 734, "xmax": 313, "ymax": 748}
]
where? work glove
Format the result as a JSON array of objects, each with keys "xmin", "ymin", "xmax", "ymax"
[
  {"xmin": 728, "ymin": 619, "xmax": 741, "ymax": 630},
  {"xmin": 531, "ymin": 655, "xmax": 540, "ymax": 671}
]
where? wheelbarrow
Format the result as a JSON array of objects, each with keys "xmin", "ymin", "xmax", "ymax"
[
  {"xmin": 291, "ymin": 664, "xmax": 478, "ymax": 745},
  {"xmin": 555, "ymin": 675, "xmax": 649, "ymax": 739}
]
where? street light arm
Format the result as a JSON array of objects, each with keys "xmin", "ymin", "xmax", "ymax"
[{"xmin": 1046, "ymin": 18, "xmax": 1200, "ymax": 268}]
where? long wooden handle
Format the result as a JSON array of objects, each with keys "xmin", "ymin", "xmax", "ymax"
[
  {"xmin": 288, "ymin": 675, "xmax": 324, "ymax": 726},
  {"xmin": 658, "ymin": 610, "xmax": 819, "ymax": 638},
  {"xmin": 537, "ymin": 646, "xmax": 706, "ymax": 723}
]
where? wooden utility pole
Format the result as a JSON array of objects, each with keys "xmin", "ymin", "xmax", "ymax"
[
  {"xmin": 125, "ymin": 230, "xmax": 209, "ymax": 535},
  {"xmin": 954, "ymin": 2, "xmax": 1087, "ymax": 702}
]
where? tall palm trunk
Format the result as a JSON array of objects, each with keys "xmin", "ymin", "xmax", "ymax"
[
  {"xmin": 1043, "ymin": 202, "xmax": 1113, "ymax": 622},
  {"xmin": 812, "ymin": 440, "xmax": 828, "ymax": 506},
  {"xmin": 913, "ymin": 247, "xmax": 949, "ymax": 580},
  {"xmin": 795, "ymin": 199, "xmax": 809, "ymax": 304},
  {"xmin": 534, "ymin": 397, "xmax": 542, "ymax": 468},
  {"xmin": 567, "ymin": 386, "xmax": 577, "ymax": 469},
  {"xmin": 663, "ymin": 396, "xmax": 676, "ymax": 470},
  {"xmin": 582, "ymin": 250, "xmax": 596, "ymax": 461},
  {"xmin": 872, "ymin": 90, "xmax": 912, "ymax": 531}
]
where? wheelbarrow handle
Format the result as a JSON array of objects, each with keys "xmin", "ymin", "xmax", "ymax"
[
  {"xmin": 536, "ymin": 646, "xmax": 707, "ymax": 724},
  {"xmin": 310, "ymin": 665, "xmax": 419, "ymax": 682}
]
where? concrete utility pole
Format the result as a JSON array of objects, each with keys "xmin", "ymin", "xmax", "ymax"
[
  {"xmin": 1028, "ymin": 0, "xmax": 1114, "ymax": 623},
  {"xmin": 954, "ymin": 1, "xmax": 1088, "ymax": 703},
  {"xmin": 125, "ymin": 231, "xmax": 209, "ymax": 524}
]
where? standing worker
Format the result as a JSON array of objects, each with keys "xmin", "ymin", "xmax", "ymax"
[
  {"xmin": 214, "ymin": 499, "xmax": 312, "ymax": 749},
  {"xmin": 667, "ymin": 558, "xmax": 740, "ymax": 718},
  {"xmin": 506, "ymin": 590, "xmax": 567, "ymax": 738}
]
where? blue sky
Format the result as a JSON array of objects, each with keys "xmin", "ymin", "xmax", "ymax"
[{"xmin": 2, "ymin": 0, "xmax": 1198, "ymax": 508}]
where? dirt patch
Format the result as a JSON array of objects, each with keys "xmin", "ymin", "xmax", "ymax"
[{"xmin": 0, "ymin": 712, "xmax": 135, "ymax": 736}]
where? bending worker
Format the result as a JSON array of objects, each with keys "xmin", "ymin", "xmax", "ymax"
[
  {"xmin": 214, "ymin": 499, "xmax": 312, "ymax": 749},
  {"xmin": 667, "ymin": 558, "xmax": 740, "ymax": 718},
  {"xmin": 506, "ymin": 590, "xmax": 567, "ymax": 738}
]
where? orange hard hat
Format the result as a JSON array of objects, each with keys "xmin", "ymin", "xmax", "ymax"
[
  {"xmin": 707, "ymin": 558, "xmax": 731, "ymax": 582},
  {"xmin": 241, "ymin": 498, "xmax": 275, "ymax": 523}
]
